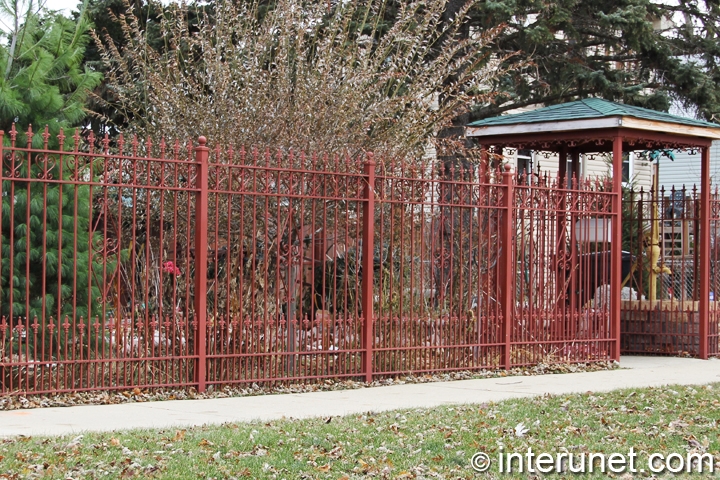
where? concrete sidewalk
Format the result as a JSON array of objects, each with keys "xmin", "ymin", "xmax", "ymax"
[{"xmin": 1, "ymin": 356, "xmax": 719, "ymax": 438}]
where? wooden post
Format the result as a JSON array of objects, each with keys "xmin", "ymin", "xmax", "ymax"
[
  {"xmin": 499, "ymin": 164, "xmax": 515, "ymax": 369},
  {"xmin": 361, "ymin": 154, "xmax": 376, "ymax": 382},
  {"xmin": 558, "ymin": 146, "xmax": 568, "ymax": 187},
  {"xmin": 194, "ymin": 136, "xmax": 209, "ymax": 392},
  {"xmin": 557, "ymin": 146, "xmax": 569, "ymax": 320},
  {"xmin": 568, "ymin": 150, "xmax": 579, "ymax": 323},
  {"xmin": 611, "ymin": 134, "xmax": 623, "ymax": 361},
  {"xmin": 699, "ymin": 146, "xmax": 711, "ymax": 359}
]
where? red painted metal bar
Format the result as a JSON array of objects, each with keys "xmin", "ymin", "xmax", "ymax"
[
  {"xmin": 711, "ymin": 187, "xmax": 720, "ymax": 357},
  {"xmin": 0, "ymin": 130, "xmax": 630, "ymax": 396},
  {"xmin": 361, "ymin": 154, "xmax": 376, "ymax": 382},
  {"xmin": 499, "ymin": 163, "xmax": 514, "ymax": 369},
  {"xmin": 699, "ymin": 146, "xmax": 711, "ymax": 359},
  {"xmin": 194, "ymin": 137, "xmax": 210, "ymax": 392},
  {"xmin": 557, "ymin": 147, "xmax": 569, "ymax": 321},
  {"xmin": 611, "ymin": 133, "xmax": 623, "ymax": 361}
]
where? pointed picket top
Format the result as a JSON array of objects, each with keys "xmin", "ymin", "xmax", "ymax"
[
  {"xmin": 9, "ymin": 124, "xmax": 17, "ymax": 146},
  {"xmin": 102, "ymin": 133, "xmax": 111, "ymax": 154},
  {"xmin": 42, "ymin": 125, "xmax": 50, "ymax": 149}
]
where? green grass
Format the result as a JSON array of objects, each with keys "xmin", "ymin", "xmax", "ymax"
[{"xmin": 1, "ymin": 383, "xmax": 720, "ymax": 478}]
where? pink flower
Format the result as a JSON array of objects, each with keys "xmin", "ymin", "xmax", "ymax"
[{"xmin": 163, "ymin": 261, "xmax": 181, "ymax": 275}]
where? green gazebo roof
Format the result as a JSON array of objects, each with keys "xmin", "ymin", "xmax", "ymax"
[
  {"xmin": 466, "ymin": 98, "xmax": 720, "ymax": 143},
  {"xmin": 468, "ymin": 98, "xmax": 719, "ymax": 129}
]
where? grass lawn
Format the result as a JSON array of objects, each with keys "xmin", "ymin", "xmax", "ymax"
[{"xmin": 1, "ymin": 383, "xmax": 719, "ymax": 479}]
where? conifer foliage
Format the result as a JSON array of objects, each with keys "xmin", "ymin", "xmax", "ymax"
[
  {"xmin": 0, "ymin": 2, "xmax": 101, "ymax": 146},
  {"xmin": 0, "ymin": 1, "xmax": 104, "ymax": 325}
]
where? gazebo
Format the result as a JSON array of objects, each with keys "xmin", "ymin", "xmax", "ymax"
[{"xmin": 466, "ymin": 98, "xmax": 720, "ymax": 359}]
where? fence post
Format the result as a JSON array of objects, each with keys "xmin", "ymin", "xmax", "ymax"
[
  {"xmin": 361, "ymin": 154, "xmax": 376, "ymax": 382},
  {"xmin": 499, "ymin": 163, "xmax": 515, "ymax": 369},
  {"xmin": 699, "ymin": 145, "xmax": 710, "ymax": 359},
  {"xmin": 611, "ymin": 134, "xmax": 623, "ymax": 361},
  {"xmin": 194, "ymin": 136, "xmax": 210, "ymax": 392}
]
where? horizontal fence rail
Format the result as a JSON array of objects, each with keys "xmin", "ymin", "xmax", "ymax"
[{"xmin": 2, "ymin": 129, "xmax": 620, "ymax": 395}]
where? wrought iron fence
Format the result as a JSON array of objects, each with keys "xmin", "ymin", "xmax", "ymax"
[
  {"xmin": 621, "ymin": 186, "xmax": 720, "ymax": 356},
  {"xmin": 1, "ymin": 127, "xmax": 617, "ymax": 395}
]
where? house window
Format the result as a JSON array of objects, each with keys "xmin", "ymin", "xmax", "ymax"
[
  {"xmin": 568, "ymin": 155, "xmax": 583, "ymax": 179},
  {"xmin": 622, "ymin": 152, "xmax": 633, "ymax": 183},
  {"xmin": 517, "ymin": 149, "xmax": 533, "ymax": 176}
]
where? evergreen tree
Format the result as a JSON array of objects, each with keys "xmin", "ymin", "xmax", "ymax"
[
  {"xmin": 0, "ymin": 2, "xmax": 103, "ymax": 331},
  {"xmin": 468, "ymin": 0, "xmax": 720, "ymax": 122},
  {"xmin": 0, "ymin": 2, "xmax": 101, "ymax": 145}
]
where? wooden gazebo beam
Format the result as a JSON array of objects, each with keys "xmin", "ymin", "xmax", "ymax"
[{"xmin": 467, "ymin": 128, "xmax": 713, "ymax": 152}]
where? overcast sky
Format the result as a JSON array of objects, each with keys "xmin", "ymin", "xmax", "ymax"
[{"xmin": 41, "ymin": 0, "xmax": 78, "ymax": 14}]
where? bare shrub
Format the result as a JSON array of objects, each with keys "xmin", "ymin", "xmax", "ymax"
[{"xmin": 94, "ymin": 0, "xmax": 508, "ymax": 160}]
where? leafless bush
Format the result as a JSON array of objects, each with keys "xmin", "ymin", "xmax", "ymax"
[{"xmin": 94, "ymin": 0, "xmax": 508, "ymax": 160}]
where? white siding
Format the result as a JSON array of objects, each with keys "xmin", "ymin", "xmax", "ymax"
[
  {"xmin": 633, "ymin": 154, "xmax": 654, "ymax": 189},
  {"xmin": 576, "ymin": 152, "xmax": 654, "ymax": 190},
  {"xmin": 499, "ymin": 149, "xmax": 655, "ymax": 191},
  {"xmin": 534, "ymin": 153, "xmax": 560, "ymax": 179},
  {"xmin": 658, "ymin": 141, "xmax": 720, "ymax": 190},
  {"xmin": 583, "ymin": 154, "xmax": 611, "ymax": 180},
  {"xmin": 500, "ymin": 149, "xmax": 560, "ymax": 179}
]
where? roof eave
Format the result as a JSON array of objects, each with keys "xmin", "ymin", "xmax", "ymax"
[
  {"xmin": 466, "ymin": 117, "xmax": 622, "ymax": 137},
  {"xmin": 621, "ymin": 117, "xmax": 720, "ymax": 140}
]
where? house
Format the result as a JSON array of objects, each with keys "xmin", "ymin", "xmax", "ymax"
[{"xmin": 657, "ymin": 140, "xmax": 720, "ymax": 190}]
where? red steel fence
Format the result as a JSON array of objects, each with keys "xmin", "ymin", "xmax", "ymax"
[
  {"xmin": 1, "ymin": 127, "xmax": 617, "ymax": 395},
  {"xmin": 621, "ymin": 186, "xmax": 720, "ymax": 356}
]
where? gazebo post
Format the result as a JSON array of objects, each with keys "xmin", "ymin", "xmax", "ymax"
[
  {"xmin": 611, "ymin": 133, "xmax": 623, "ymax": 361},
  {"xmin": 569, "ymin": 150, "xmax": 579, "ymax": 318},
  {"xmin": 570, "ymin": 151, "xmax": 580, "ymax": 186},
  {"xmin": 557, "ymin": 146, "xmax": 569, "ymax": 324},
  {"xmin": 699, "ymin": 145, "xmax": 711, "ymax": 359}
]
